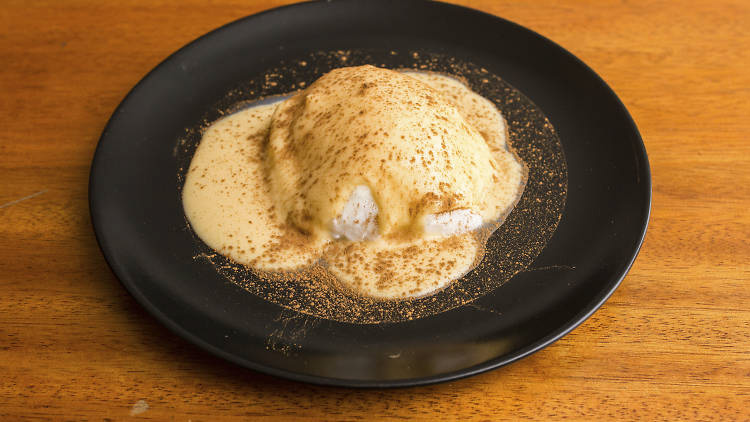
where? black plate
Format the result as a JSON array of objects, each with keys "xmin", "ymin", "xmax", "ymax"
[{"xmin": 90, "ymin": 0, "xmax": 650, "ymax": 387}]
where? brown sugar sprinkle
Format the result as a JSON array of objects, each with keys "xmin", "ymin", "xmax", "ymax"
[{"xmin": 177, "ymin": 49, "xmax": 566, "ymax": 324}]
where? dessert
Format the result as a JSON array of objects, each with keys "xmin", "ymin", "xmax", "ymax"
[{"xmin": 182, "ymin": 65, "xmax": 525, "ymax": 299}]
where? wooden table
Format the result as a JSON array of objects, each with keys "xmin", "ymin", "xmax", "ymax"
[{"xmin": 2, "ymin": 0, "xmax": 748, "ymax": 420}]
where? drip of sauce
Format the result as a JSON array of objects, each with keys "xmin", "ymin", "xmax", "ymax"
[{"xmin": 182, "ymin": 66, "xmax": 526, "ymax": 299}]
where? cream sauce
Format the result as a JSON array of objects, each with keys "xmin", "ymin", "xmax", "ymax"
[{"xmin": 182, "ymin": 67, "xmax": 525, "ymax": 299}]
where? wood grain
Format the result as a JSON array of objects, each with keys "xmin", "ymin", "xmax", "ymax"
[{"xmin": 1, "ymin": 0, "xmax": 748, "ymax": 420}]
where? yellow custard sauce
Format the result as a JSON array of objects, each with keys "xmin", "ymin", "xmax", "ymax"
[{"xmin": 182, "ymin": 65, "xmax": 525, "ymax": 299}]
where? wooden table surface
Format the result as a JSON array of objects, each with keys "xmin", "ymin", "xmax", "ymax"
[{"xmin": 2, "ymin": 0, "xmax": 748, "ymax": 420}]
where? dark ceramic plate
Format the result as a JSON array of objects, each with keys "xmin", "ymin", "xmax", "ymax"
[{"xmin": 89, "ymin": 0, "xmax": 650, "ymax": 387}]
